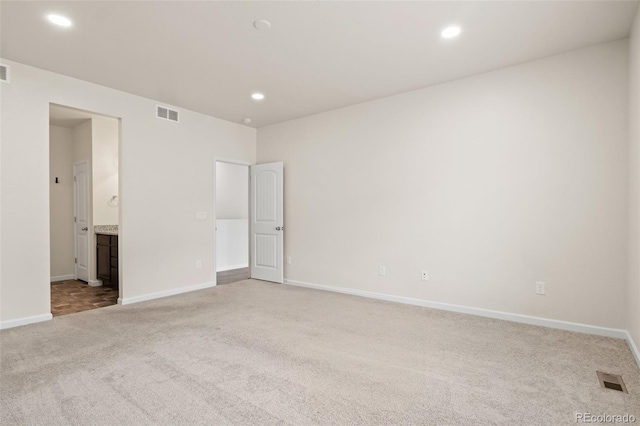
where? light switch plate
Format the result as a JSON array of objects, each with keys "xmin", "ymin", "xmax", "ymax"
[{"xmin": 196, "ymin": 212, "xmax": 207, "ymax": 221}]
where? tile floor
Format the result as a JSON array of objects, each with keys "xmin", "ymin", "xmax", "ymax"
[{"xmin": 50, "ymin": 280, "xmax": 119, "ymax": 316}]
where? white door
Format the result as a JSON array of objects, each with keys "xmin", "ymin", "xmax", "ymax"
[
  {"xmin": 250, "ymin": 162, "xmax": 284, "ymax": 283},
  {"xmin": 73, "ymin": 161, "xmax": 90, "ymax": 282}
]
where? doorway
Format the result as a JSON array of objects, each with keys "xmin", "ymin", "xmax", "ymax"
[
  {"xmin": 215, "ymin": 161, "xmax": 250, "ymax": 285},
  {"xmin": 214, "ymin": 160, "xmax": 285, "ymax": 285},
  {"xmin": 49, "ymin": 104, "xmax": 121, "ymax": 316}
]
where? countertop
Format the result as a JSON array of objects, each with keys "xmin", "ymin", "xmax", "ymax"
[{"xmin": 95, "ymin": 225, "xmax": 118, "ymax": 235}]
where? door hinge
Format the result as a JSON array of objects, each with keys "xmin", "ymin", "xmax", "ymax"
[
  {"xmin": 74, "ymin": 257, "xmax": 77, "ymax": 264},
  {"xmin": 74, "ymin": 217, "xmax": 77, "ymax": 223},
  {"xmin": 74, "ymin": 176, "xmax": 76, "ymax": 182}
]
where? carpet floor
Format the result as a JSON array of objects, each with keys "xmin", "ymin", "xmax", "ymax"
[{"xmin": 1, "ymin": 279, "xmax": 639, "ymax": 425}]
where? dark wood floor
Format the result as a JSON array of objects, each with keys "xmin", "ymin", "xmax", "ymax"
[
  {"xmin": 217, "ymin": 267, "xmax": 250, "ymax": 285},
  {"xmin": 51, "ymin": 270, "xmax": 248, "ymax": 317},
  {"xmin": 51, "ymin": 280, "xmax": 119, "ymax": 317}
]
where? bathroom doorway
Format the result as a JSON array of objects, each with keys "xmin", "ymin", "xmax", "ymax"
[{"xmin": 49, "ymin": 104, "xmax": 121, "ymax": 316}]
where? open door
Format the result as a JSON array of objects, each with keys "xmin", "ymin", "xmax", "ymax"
[
  {"xmin": 73, "ymin": 161, "xmax": 90, "ymax": 282},
  {"xmin": 250, "ymin": 162, "xmax": 284, "ymax": 283}
]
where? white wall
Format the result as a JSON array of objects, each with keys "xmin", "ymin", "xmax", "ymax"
[
  {"xmin": 49, "ymin": 125, "xmax": 75, "ymax": 279},
  {"xmin": 92, "ymin": 116, "xmax": 119, "ymax": 226},
  {"xmin": 215, "ymin": 162, "xmax": 248, "ymax": 219},
  {"xmin": 216, "ymin": 219, "xmax": 249, "ymax": 271},
  {"xmin": 628, "ymin": 10, "xmax": 640, "ymax": 354},
  {"xmin": 0, "ymin": 60, "xmax": 255, "ymax": 325},
  {"xmin": 74, "ymin": 120, "xmax": 92, "ymax": 165},
  {"xmin": 258, "ymin": 40, "xmax": 629, "ymax": 330}
]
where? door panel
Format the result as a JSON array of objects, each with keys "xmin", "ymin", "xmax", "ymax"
[
  {"xmin": 250, "ymin": 162, "xmax": 283, "ymax": 283},
  {"xmin": 74, "ymin": 162, "xmax": 89, "ymax": 282},
  {"xmin": 255, "ymin": 171, "xmax": 277, "ymax": 222},
  {"xmin": 255, "ymin": 233, "xmax": 277, "ymax": 268}
]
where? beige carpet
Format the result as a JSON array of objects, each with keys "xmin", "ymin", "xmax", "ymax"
[{"xmin": 1, "ymin": 279, "xmax": 638, "ymax": 425}]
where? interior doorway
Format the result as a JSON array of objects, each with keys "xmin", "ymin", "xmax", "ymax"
[
  {"xmin": 215, "ymin": 160, "xmax": 250, "ymax": 285},
  {"xmin": 49, "ymin": 104, "xmax": 121, "ymax": 316}
]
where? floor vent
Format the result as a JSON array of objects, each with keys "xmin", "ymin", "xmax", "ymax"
[
  {"xmin": 156, "ymin": 105, "xmax": 179, "ymax": 122},
  {"xmin": 597, "ymin": 371, "xmax": 628, "ymax": 393},
  {"xmin": 0, "ymin": 64, "xmax": 9, "ymax": 83}
]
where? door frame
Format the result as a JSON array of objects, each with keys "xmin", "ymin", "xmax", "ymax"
[
  {"xmin": 212, "ymin": 157, "xmax": 252, "ymax": 286},
  {"xmin": 73, "ymin": 159, "xmax": 90, "ymax": 282}
]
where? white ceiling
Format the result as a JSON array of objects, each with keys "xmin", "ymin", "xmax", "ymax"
[{"xmin": 2, "ymin": 1, "xmax": 638, "ymax": 128}]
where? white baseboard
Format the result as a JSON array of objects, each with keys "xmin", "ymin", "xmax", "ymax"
[
  {"xmin": 216, "ymin": 263, "xmax": 249, "ymax": 272},
  {"xmin": 51, "ymin": 274, "xmax": 74, "ymax": 282},
  {"xmin": 284, "ymin": 279, "xmax": 628, "ymax": 340},
  {"xmin": 625, "ymin": 332, "xmax": 640, "ymax": 368},
  {"xmin": 0, "ymin": 313, "xmax": 53, "ymax": 330},
  {"xmin": 118, "ymin": 281, "xmax": 216, "ymax": 305},
  {"xmin": 88, "ymin": 279, "xmax": 103, "ymax": 287}
]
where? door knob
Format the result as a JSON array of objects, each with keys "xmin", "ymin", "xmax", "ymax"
[
  {"xmin": 81, "ymin": 227, "xmax": 88, "ymax": 231},
  {"xmin": 275, "ymin": 226, "xmax": 281, "ymax": 231}
]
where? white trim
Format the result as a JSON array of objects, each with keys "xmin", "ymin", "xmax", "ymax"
[
  {"xmin": 0, "ymin": 314, "xmax": 52, "ymax": 330},
  {"xmin": 284, "ymin": 279, "xmax": 629, "ymax": 340},
  {"xmin": 213, "ymin": 158, "xmax": 218, "ymax": 287},
  {"xmin": 625, "ymin": 332, "xmax": 640, "ymax": 368},
  {"xmin": 216, "ymin": 263, "xmax": 249, "ymax": 272},
  {"xmin": 117, "ymin": 117, "xmax": 123, "ymax": 306},
  {"xmin": 118, "ymin": 281, "xmax": 216, "ymax": 305},
  {"xmin": 51, "ymin": 274, "xmax": 75, "ymax": 282},
  {"xmin": 88, "ymin": 279, "xmax": 103, "ymax": 287}
]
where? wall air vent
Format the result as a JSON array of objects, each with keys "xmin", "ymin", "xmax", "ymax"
[
  {"xmin": 0, "ymin": 64, "xmax": 9, "ymax": 83},
  {"xmin": 156, "ymin": 105, "xmax": 179, "ymax": 122}
]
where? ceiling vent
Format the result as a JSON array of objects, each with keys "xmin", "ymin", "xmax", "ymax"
[
  {"xmin": 156, "ymin": 105, "xmax": 179, "ymax": 122},
  {"xmin": 0, "ymin": 64, "xmax": 9, "ymax": 83}
]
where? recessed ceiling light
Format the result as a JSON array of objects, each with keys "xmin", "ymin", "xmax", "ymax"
[
  {"xmin": 441, "ymin": 26, "xmax": 461, "ymax": 39},
  {"xmin": 242, "ymin": 118, "xmax": 252, "ymax": 124},
  {"xmin": 253, "ymin": 20, "xmax": 272, "ymax": 31},
  {"xmin": 47, "ymin": 14, "xmax": 72, "ymax": 27},
  {"xmin": 251, "ymin": 93, "xmax": 265, "ymax": 101}
]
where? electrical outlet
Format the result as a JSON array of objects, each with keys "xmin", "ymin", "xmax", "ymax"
[
  {"xmin": 286, "ymin": 256, "xmax": 292, "ymax": 265},
  {"xmin": 421, "ymin": 270, "xmax": 429, "ymax": 281},
  {"xmin": 379, "ymin": 265, "xmax": 386, "ymax": 276},
  {"xmin": 536, "ymin": 281, "xmax": 546, "ymax": 295},
  {"xmin": 196, "ymin": 260, "xmax": 202, "ymax": 269},
  {"xmin": 196, "ymin": 211, "xmax": 207, "ymax": 221}
]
